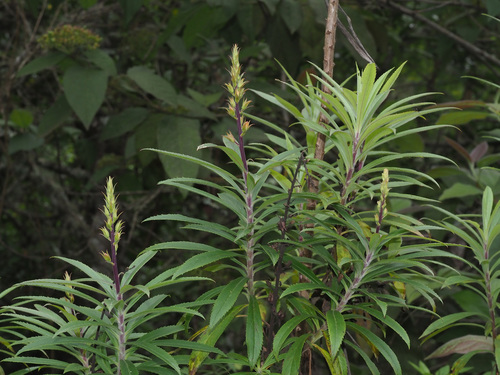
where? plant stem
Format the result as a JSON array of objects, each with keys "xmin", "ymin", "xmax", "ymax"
[
  {"xmin": 483, "ymin": 245, "xmax": 498, "ymax": 369},
  {"xmin": 336, "ymin": 250, "xmax": 373, "ymax": 313},
  {"xmin": 109, "ymin": 210, "xmax": 125, "ymax": 374},
  {"xmin": 265, "ymin": 153, "xmax": 306, "ymax": 357},
  {"xmin": 235, "ymin": 102, "xmax": 255, "ymax": 295}
]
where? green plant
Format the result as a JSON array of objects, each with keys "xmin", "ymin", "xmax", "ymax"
[
  {"xmin": 0, "ymin": 177, "xmax": 216, "ymax": 374},
  {"xmin": 420, "ymin": 185, "xmax": 500, "ymax": 375},
  {"xmin": 142, "ymin": 45, "xmax": 454, "ymax": 374}
]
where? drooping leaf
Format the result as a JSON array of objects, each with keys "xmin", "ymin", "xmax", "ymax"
[{"xmin": 62, "ymin": 65, "xmax": 108, "ymax": 128}]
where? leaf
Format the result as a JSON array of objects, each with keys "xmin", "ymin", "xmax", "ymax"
[
  {"xmin": 483, "ymin": 186, "xmax": 494, "ymax": 234},
  {"xmin": 272, "ymin": 315, "xmax": 310, "ymax": 358},
  {"xmin": 120, "ymin": 359, "xmax": 140, "ymax": 375},
  {"xmin": 282, "ymin": 334, "xmax": 310, "ymax": 375},
  {"xmin": 10, "ymin": 108, "xmax": 33, "ymax": 128},
  {"xmin": 127, "ymin": 66, "xmax": 177, "ymax": 105},
  {"xmin": 189, "ymin": 305, "xmax": 245, "ymax": 374},
  {"xmin": 101, "ymin": 107, "xmax": 149, "ymax": 140},
  {"xmin": 62, "ymin": 65, "xmax": 108, "ymax": 128},
  {"xmin": 327, "ymin": 310, "xmax": 346, "ymax": 358},
  {"xmin": 347, "ymin": 322, "xmax": 402, "ymax": 375},
  {"xmin": 157, "ymin": 116, "xmax": 201, "ymax": 182},
  {"xmin": 210, "ymin": 277, "xmax": 247, "ymax": 328},
  {"xmin": 439, "ymin": 183, "xmax": 483, "ymax": 200},
  {"xmin": 280, "ymin": 0, "xmax": 302, "ymax": 34},
  {"xmin": 246, "ymin": 295, "xmax": 264, "ymax": 368},
  {"xmin": 426, "ymin": 335, "xmax": 493, "ymax": 359},
  {"xmin": 16, "ymin": 51, "xmax": 65, "ymax": 76},
  {"xmin": 436, "ymin": 110, "xmax": 489, "ymax": 125},
  {"xmin": 38, "ymin": 95, "xmax": 73, "ymax": 137},
  {"xmin": 444, "ymin": 137, "xmax": 471, "ymax": 162},
  {"xmin": 470, "ymin": 141, "xmax": 488, "ymax": 163},
  {"xmin": 173, "ymin": 250, "xmax": 237, "ymax": 279},
  {"xmin": 84, "ymin": 49, "xmax": 117, "ymax": 76},
  {"xmin": 131, "ymin": 342, "xmax": 181, "ymax": 374},
  {"xmin": 420, "ymin": 312, "xmax": 478, "ymax": 339},
  {"xmin": 118, "ymin": 0, "xmax": 143, "ymax": 24},
  {"xmin": 8, "ymin": 133, "xmax": 44, "ymax": 155}
]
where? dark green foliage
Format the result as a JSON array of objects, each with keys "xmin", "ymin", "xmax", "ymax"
[{"xmin": 2, "ymin": 1, "xmax": 500, "ymax": 374}]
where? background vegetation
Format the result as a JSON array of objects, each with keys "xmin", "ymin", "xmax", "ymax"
[{"xmin": 1, "ymin": 0, "xmax": 500, "ymax": 374}]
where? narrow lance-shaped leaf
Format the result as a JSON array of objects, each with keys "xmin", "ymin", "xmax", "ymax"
[{"xmin": 246, "ymin": 295, "xmax": 264, "ymax": 368}]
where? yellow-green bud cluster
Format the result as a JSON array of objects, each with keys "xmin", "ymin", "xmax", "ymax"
[
  {"xmin": 224, "ymin": 45, "xmax": 251, "ymax": 122},
  {"xmin": 63, "ymin": 271, "xmax": 74, "ymax": 304},
  {"xmin": 100, "ymin": 177, "xmax": 124, "ymax": 255},
  {"xmin": 375, "ymin": 169, "xmax": 390, "ymax": 228},
  {"xmin": 38, "ymin": 24, "xmax": 102, "ymax": 54}
]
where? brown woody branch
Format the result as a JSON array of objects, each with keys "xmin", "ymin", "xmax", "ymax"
[{"xmin": 384, "ymin": 0, "xmax": 500, "ymax": 68}]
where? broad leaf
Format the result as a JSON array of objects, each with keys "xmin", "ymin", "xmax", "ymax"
[{"xmin": 63, "ymin": 66, "xmax": 108, "ymax": 128}]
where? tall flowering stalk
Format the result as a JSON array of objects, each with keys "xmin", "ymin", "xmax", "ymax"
[
  {"xmin": 100, "ymin": 177, "xmax": 126, "ymax": 374},
  {"xmin": 224, "ymin": 45, "xmax": 255, "ymax": 295}
]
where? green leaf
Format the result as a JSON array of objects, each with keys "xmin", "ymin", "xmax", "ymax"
[
  {"xmin": 84, "ymin": 49, "xmax": 117, "ymax": 75},
  {"xmin": 426, "ymin": 335, "xmax": 493, "ymax": 359},
  {"xmin": 439, "ymin": 183, "xmax": 483, "ymax": 200},
  {"xmin": 120, "ymin": 359, "xmax": 140, "ymax": 375},
  {"xmin": 16, "ymin": 52, "xmax": 65, "ymax": 76},
  {"xmin": 327, "ymin": 310, "xmax": 346, "ymax": 358},
  {"xmin": 101, "ymin": 107, "xmax": 149, "ymax": 140},
  {"xmin": 436, "ymin": 110, "xmax": 489, "ymax": 125},
  {"xmin": 280, "ymin": 0, "xmax": 302, "ymax": 34},
  {"xmin": 210, "ymin": 277, "xmax": 247, "ymax": 328},
  {"xmin": 189, "ymin": 305, "xmax": 245, "ymax": 373},
  {"xmin": 157, "ymin": 116, "xmax": 201, "ymax": 182},
  {"xmin": 118, "ymin": 0, "xmax": 143, "ymax": 24},
  {"xmin": 173, "ymin": 250, "xmax": 237, "ymax": 279},
  {"xmin": 131, "ymin": 342, "xmax": 181, "ymax": 374},
  {"xmin": 62, "ymin": 66, "xmax": 108, "ymax": 128},
  {"xmin": 282, "ymin": 334, "xmax": 310, "ymax": 375},
  {"xmin": 127, "ymin": 66, "xmax": 177, "ymax": 105},
  {"xmin": 8, "ymin": 133, "xmax": 44, "ymax": 155},
  {"xmin": 347, "ymin": 322, "xmax": 402, "ymax": 375},
  {"xmin": 483, "ymin": 186, "xmax": 494, "ymax": 234},
  {"xmin": 38, "ymin": 95, "xmax": 73, "ymax": 137},
  {"xmin": 246, "ymin": 295, "xmax": 263, "ymax": 368},
  {"xmin": 420, "ymin": 312, "xmax": 478, "ymax": 339},
  {"xmin": 10, "ymin": 108, "xmax": 33, "ymax": 128},
  {"xmin": 272, "ymin": 315, "xmax": 310, "ymax": 358}
]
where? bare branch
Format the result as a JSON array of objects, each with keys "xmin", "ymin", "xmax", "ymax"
[{"xmin": 384, "ymin": 0, "xmax": 500, "ymax": 68}]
